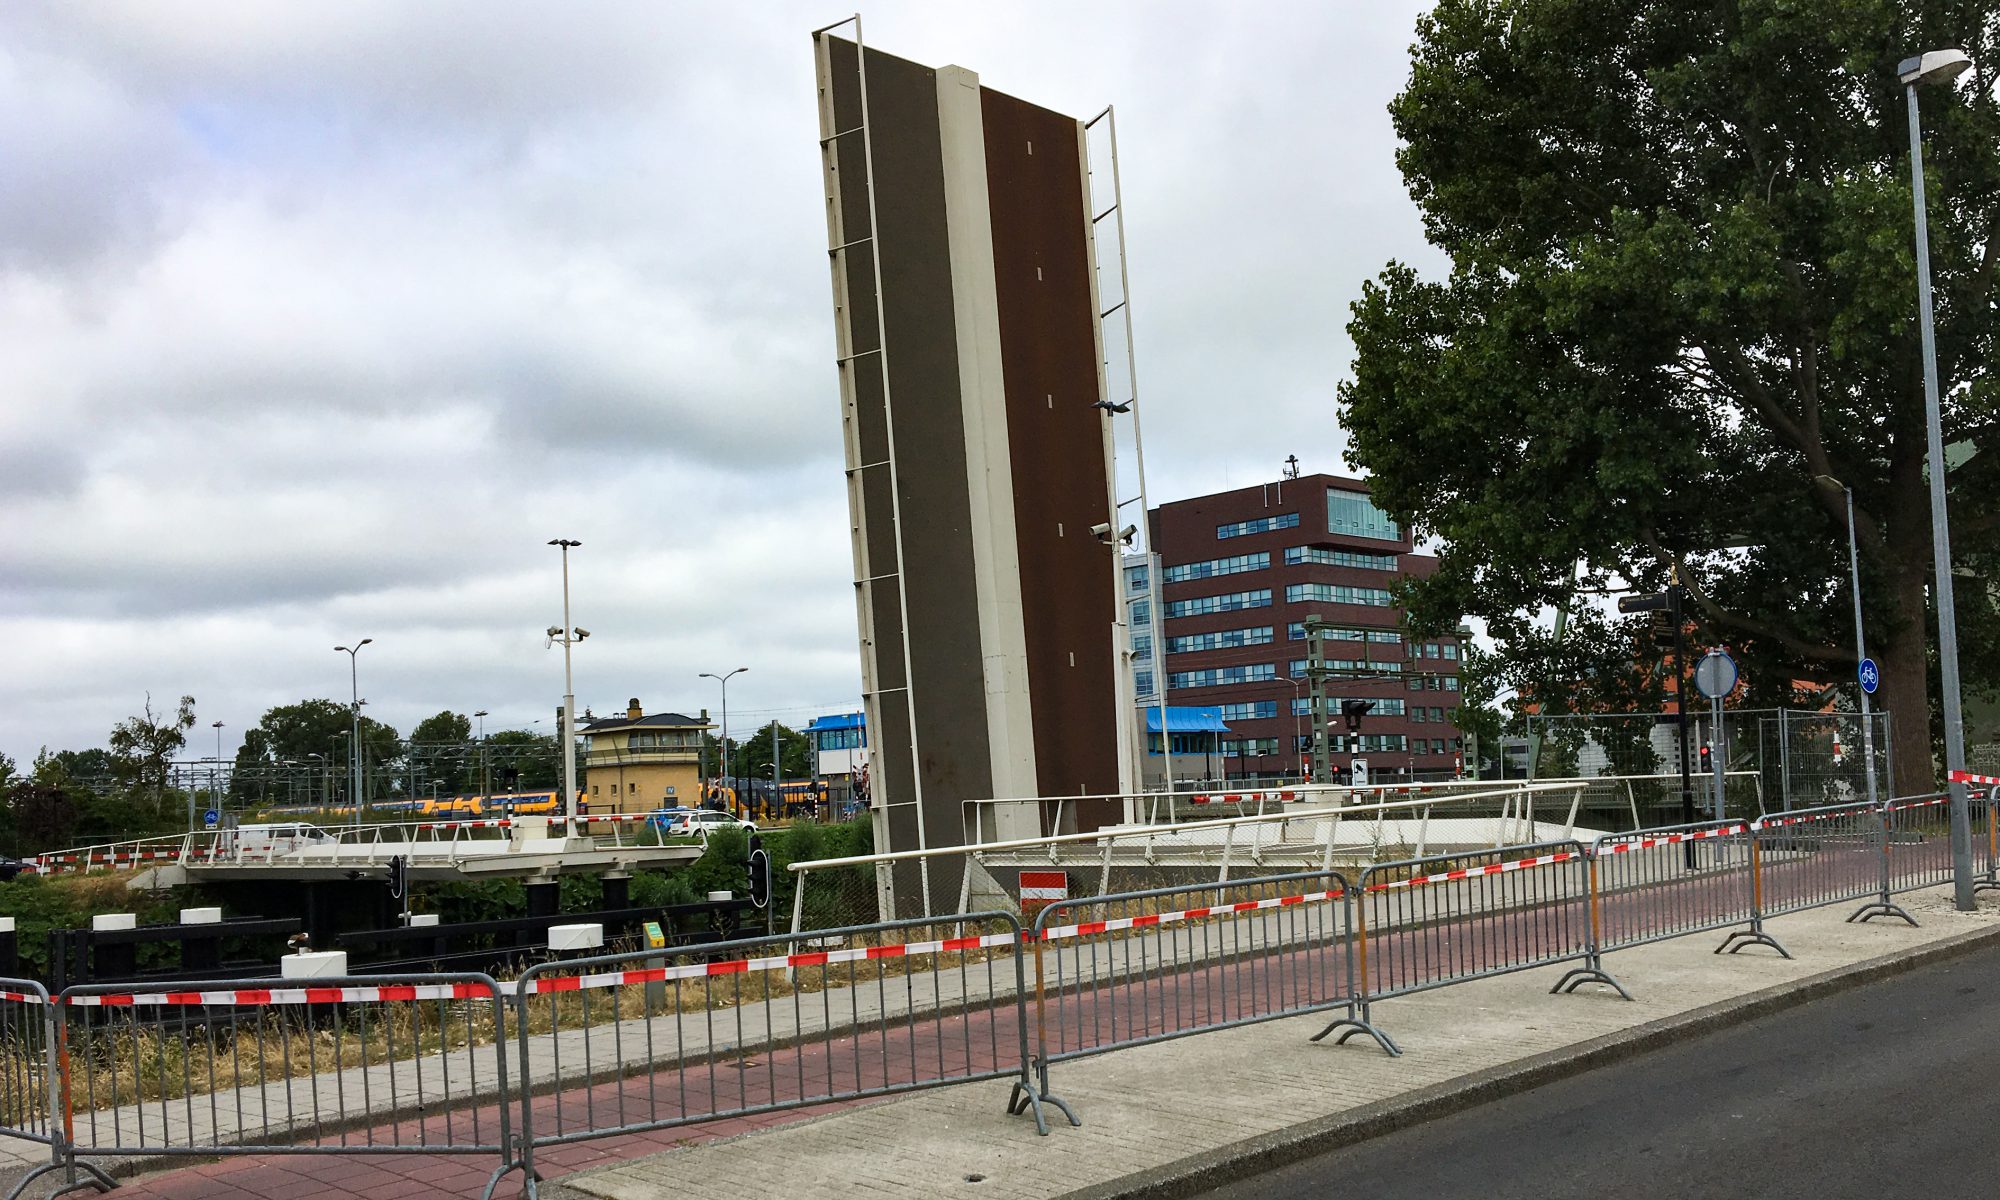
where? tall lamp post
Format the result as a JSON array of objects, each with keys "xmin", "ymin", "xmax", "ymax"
[
  {"xmin": 699, "ymin": 668, "xmax": 749, "ymax": 814},
  {"xmin": 474, "ymin": 709, "xmax": 490, "ymax": 801},
  {"xmin": 547, "ymin": 539, "xmax": 588, "ymax": 821},
  {"xmin": 1897, "ymin": 47, "xmax": 1975, "ymax": 911},
  {"xmin": 1276, "ymin": 675, "xmax": 1306, "ymax": 780},
  {"xmin": 334, "ymin": 639, "xmax": 371, "ymax": 826},
  {"xmin": 1815, "ymin": 475, "xmax": 1881, "ymax": 806},
  {"xmin": 211, "ymin": 720, "xmax": 224, "ymax": 812}
]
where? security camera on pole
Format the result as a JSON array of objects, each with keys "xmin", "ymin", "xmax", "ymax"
[{"xmin": 547, "ymin": 540, "xmax": 588, "ymax": 823}]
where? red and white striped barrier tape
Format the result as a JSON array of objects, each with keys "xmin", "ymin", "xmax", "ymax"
[
  {"xmin": 0, "ymin": 990, "xmax": 45, "ymax": 1006},
  {"xmin": 1601, "ymin": 826, "xmax": 1748, "ymax": 852},
  {"xmin": 1950, "ymin": 770, "xmax": 2000, "ymax": 787},
  {"xmin": 1187, "ymin": 790, "xmax": 1300, "ymax": 806},
  {"xmin": 66, "ymin": 982, "xmax": 496, "ymax": 1008},
  {"xmin": 1366, "ymin": 849, "xmax": 1578, "ymax": 893},
  {"xmin": 1036, "ymin": 889, "xmax": 1341, "ymax": 942},
  {"xmin": 1887, "ymin": 796, "xmax": 1950, "ymax": 812},
  {"xmin": 1755, "ymin": 808, "xmax": 1871, "ymax": 830},
  {"xmin": 520, "ymin": 930, "xmax": 1023, "ymax": 995}
]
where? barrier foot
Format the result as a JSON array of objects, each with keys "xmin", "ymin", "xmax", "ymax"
[
  {"xmin": 1847, "ymin": 900, "xmax": 1918, "ymax": 926},
  {"xmin": 481, "ymin": 1158, "xmax": 535, "ymax": 1200},
  {"xmin": 1973, "ymin": 879, "xmax": 2000, "ymax": 894},
  {"xmin": 1550, "ymin": 965, "xmax": 1633, "ymax": 1000},
  {"xmin": 1309, "ymin": 1006, "xmax": 1400, "ymax": 1057},
  {"xmin": 1715, "ymin": 928, "xmax": 1791, "ymax": 959},
  {"xmin": 35, "ymin": 1160, "xmax": 118, "ymax": 1200},
  {"xmin": 1007, "ymin": 1063, "xmax": 1079, "ymax": 1135},
  {"xmin": 7, "ymin": 1159, "xmax": 115, "ymax": 1200}
]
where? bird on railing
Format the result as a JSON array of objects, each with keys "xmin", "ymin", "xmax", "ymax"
[{"xmin": 287, "ymin": 933, "xmax": 311, "ymax": 954}]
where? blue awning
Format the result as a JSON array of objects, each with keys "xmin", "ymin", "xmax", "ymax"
[
  {"xmin": 807, "ymin": 712, "xmax": 865, "ymax": 732},
  {"xmin": 1142, "ymin": 706, "xmax": 1233, "ymax": 734}
]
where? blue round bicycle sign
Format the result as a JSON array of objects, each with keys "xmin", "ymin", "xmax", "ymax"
[{"xmin": 1858, "ymin": 657, "xmax": 1880, "ymax": 695}]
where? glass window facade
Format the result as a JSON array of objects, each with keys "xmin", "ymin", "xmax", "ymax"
[
  {"xmin": 1222, "ymin": 738, "xmax": 1281, "ymax": 757},
  {"xmin": 1327, "ymin": 488, "xmax": 1401, "ymax": 541},
  {"xmin": 1293, "ymin": 697, "xmax": 1404, "ymax": 717},
  {"xmin": 1217, "ymin": 513, "xmax": 1300, "ymax": 539},
  {"xmin": 1167, "ymin": 626, "xmax": 1275, "ymax": 654},
  {"xmin": 1166, "ymin": 589, "xmax": 1273, "ymax": 618},
  {"xmin": 1163, "ymin": 552, "xmax": 1269, "ymax": 583},
  {"xmin": 1168, "ymin": 663, "xmax": 1277, "ymax": 690},
  {"xmin": 1284, "ymin": 547, "xmax": 1399, "ymax": 570},
  {"xmin": 1219, "ymin": 701, "xmax": 1279, "ymax": 721},
  {"xmin": 1286, "ymin": 583, "xmax": 1394, "ymax": 607},
  {"xmin": 1287, "ymin": 623, "xmax": 1401, "ymax": 643}
]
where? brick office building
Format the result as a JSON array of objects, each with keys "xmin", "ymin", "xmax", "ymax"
[{"xmin": 1128, "ymin": 472, "xmax": 1465, "ymax": 785}]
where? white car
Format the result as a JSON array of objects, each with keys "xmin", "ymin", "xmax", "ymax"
[{"xmin": 667, "ymin": 810, "xmax": 757, "ymax": 839}]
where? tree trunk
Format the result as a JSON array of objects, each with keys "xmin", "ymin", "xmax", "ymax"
[
  {"xmin": 1877, "ymin": 575, "xmax": 1935, "ymax": 799},
  {"xmin": 1879, "ymin": 429, "xmax": 1938, "ymax": 799}
]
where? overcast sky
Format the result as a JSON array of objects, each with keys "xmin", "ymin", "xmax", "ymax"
[{"xmin": 0, "ymin": 1, "xmax": 1445, "ymax": 765}]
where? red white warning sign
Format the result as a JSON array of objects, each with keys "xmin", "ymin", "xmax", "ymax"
[{"xmin": 1019, "ymin": 870, "xmax": 1068, "ymax": 912}]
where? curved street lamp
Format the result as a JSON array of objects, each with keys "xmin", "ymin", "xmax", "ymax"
[
  {"xmin": 699, "ymin": 668, "xmax": 749, "ymax": 813},
  {"xmin": 334, "ymin": 639, "xmax": 372, "ymax": 825},
  {"xmin": 1895, "ymin": 46, "xmax": 1975, "ymax": 908}
]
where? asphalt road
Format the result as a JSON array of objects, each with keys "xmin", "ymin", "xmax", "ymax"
[{"xmin": 1204, "ymin": 940, "xmax": 2000, "ymax": 1200}]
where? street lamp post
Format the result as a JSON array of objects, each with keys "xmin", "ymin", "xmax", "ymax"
[
  {"xmin": 212, "ymin": 720, "xmax": 224, "ymax": 813},
  {"xmin": 1276, "ymin": 675, "xmax": 1306, "ymax": 780},
  {"xmin": 699, "ymin": 668, "xmax": 749, "ymax": 815},
  {"xmin": 1897, "ymin": 47, "xmax": 1976, "ymax": 911},
  {"xmin": 1817, "ymin": 476, "xmax": 1881, "ymax": 806},
  {"xmin": 307, "ymin": 753, "xmax": 325, "ymax": 810},
  {"xmin": 334, "ymin": 639, "xmax": 372, "ymax": 826},
  {"xmin": 474, "ymin": 710, "xmax": 490, "ymax": 801},
  {"xmin": 547, "ymin": 540, "xmax": 588, "ymax": 822}
]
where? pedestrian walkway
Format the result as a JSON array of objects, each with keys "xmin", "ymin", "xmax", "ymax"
[{"xmin": 45, "ymin": 883, "xmax": 1994, "ymax": 1200}]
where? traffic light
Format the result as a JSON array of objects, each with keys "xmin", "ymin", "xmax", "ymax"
[
  {"xmin": 1698, "ymin": 742, "xmax": 1712, "ymax": 773},
  {"xmin": 1340, "ymin": 700, "xmax": 1376, "ymax": 732}
]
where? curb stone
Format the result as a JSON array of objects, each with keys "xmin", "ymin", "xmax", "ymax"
[{"xmin": 1054, "ymin": 919, "xmax": 2000, "ymax": 1200}]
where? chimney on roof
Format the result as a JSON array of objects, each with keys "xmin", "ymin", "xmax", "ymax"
[{"xmin": 627, "ymin": 698, "xmax": 642, "ymax": 720}]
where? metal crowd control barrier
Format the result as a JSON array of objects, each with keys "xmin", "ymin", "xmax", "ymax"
[
  {"xmin": 56, "ymin": 973, "xmax": 522, "ymax": 1199},
  {"xmin": 1881, "ymin": 792, "xmax": 1956, "ymax": 904},
  {"xmin": 0, "ymin": 980, "xmax": 84, "ymax": 1200},
  {"xmin": 1976, "ymin": 786, "xmax": 2000, "ymax": 896},
  {"xmin": 1327, "ymin": 841, "xmax": 1628, "ymax": 1052},
  {"xmin": 509, "ymin": 910, "xmax": 1059, "ymax": 1195},
  {"xmin": 1752, "ymin": 799, "xmax": 1903, "ymax": 923},
  {"xmin": 1593, "ymin": 820, "xmax": 1788, "ymax": 959},
  {"xmin": 1025, "ymin": 871, "xmax": 1390, "ymax": 1108}
]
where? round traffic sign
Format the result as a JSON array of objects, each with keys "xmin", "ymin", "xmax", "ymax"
[
  {"xmin": 202, "ymin": 809, "xmax": 220, "ymax": 828},
  {"xmin": 1858, "ymin": 657, "xmax": 1880, "ymax": 695},
  {"xmin": 1693, "ymin": 650, "xmax": 1738, "ymax": 700}
]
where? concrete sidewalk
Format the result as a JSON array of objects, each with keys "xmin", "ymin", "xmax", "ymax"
[{"xmin": 558, "ymin": 884, "xmax": 2000, "ymax": 1200}]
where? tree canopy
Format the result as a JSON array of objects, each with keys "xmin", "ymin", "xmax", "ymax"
[{"xmin": 1341, "ymin": 0, "xmax": 1998, "ymax": 794}]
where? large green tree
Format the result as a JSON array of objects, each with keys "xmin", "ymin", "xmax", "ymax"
[
  {"xmin": 106, "ymin": 694, "xmax": 196, "ymax": 811},
  {"xmin": 233, "ymin": 700, "xmax": 402, "ymax": 807},
  {"xmin": 1341, "ymin": 1, "xmax": 1999, "ymax": 796},
  {"xmin": 408, "ymin": 711, "xmax": 474, "ymax": 797}
]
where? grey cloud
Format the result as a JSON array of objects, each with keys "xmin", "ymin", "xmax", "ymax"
[{"xmin": 0, "ymin": 1, "xmax": 1439, "ymax": 759}]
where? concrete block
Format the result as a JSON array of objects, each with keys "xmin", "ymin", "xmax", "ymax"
[
  {"xmin": 549, "ymin": 923, "xmax": 604, "ymax": 951},
  {"xmin": 180, "ymin": 907, "xmax": 223, "ymax": 925},
  {"xmin": 0, "ymin": 917, "xmax": 15, "ymax": 934},
  {"xmin": 281, "ymin": 951, "xmax": 348, "ymax": 980},
  {"xmin": 91, "ymin": 913, "xmax": 136, "ymax": 932}
]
